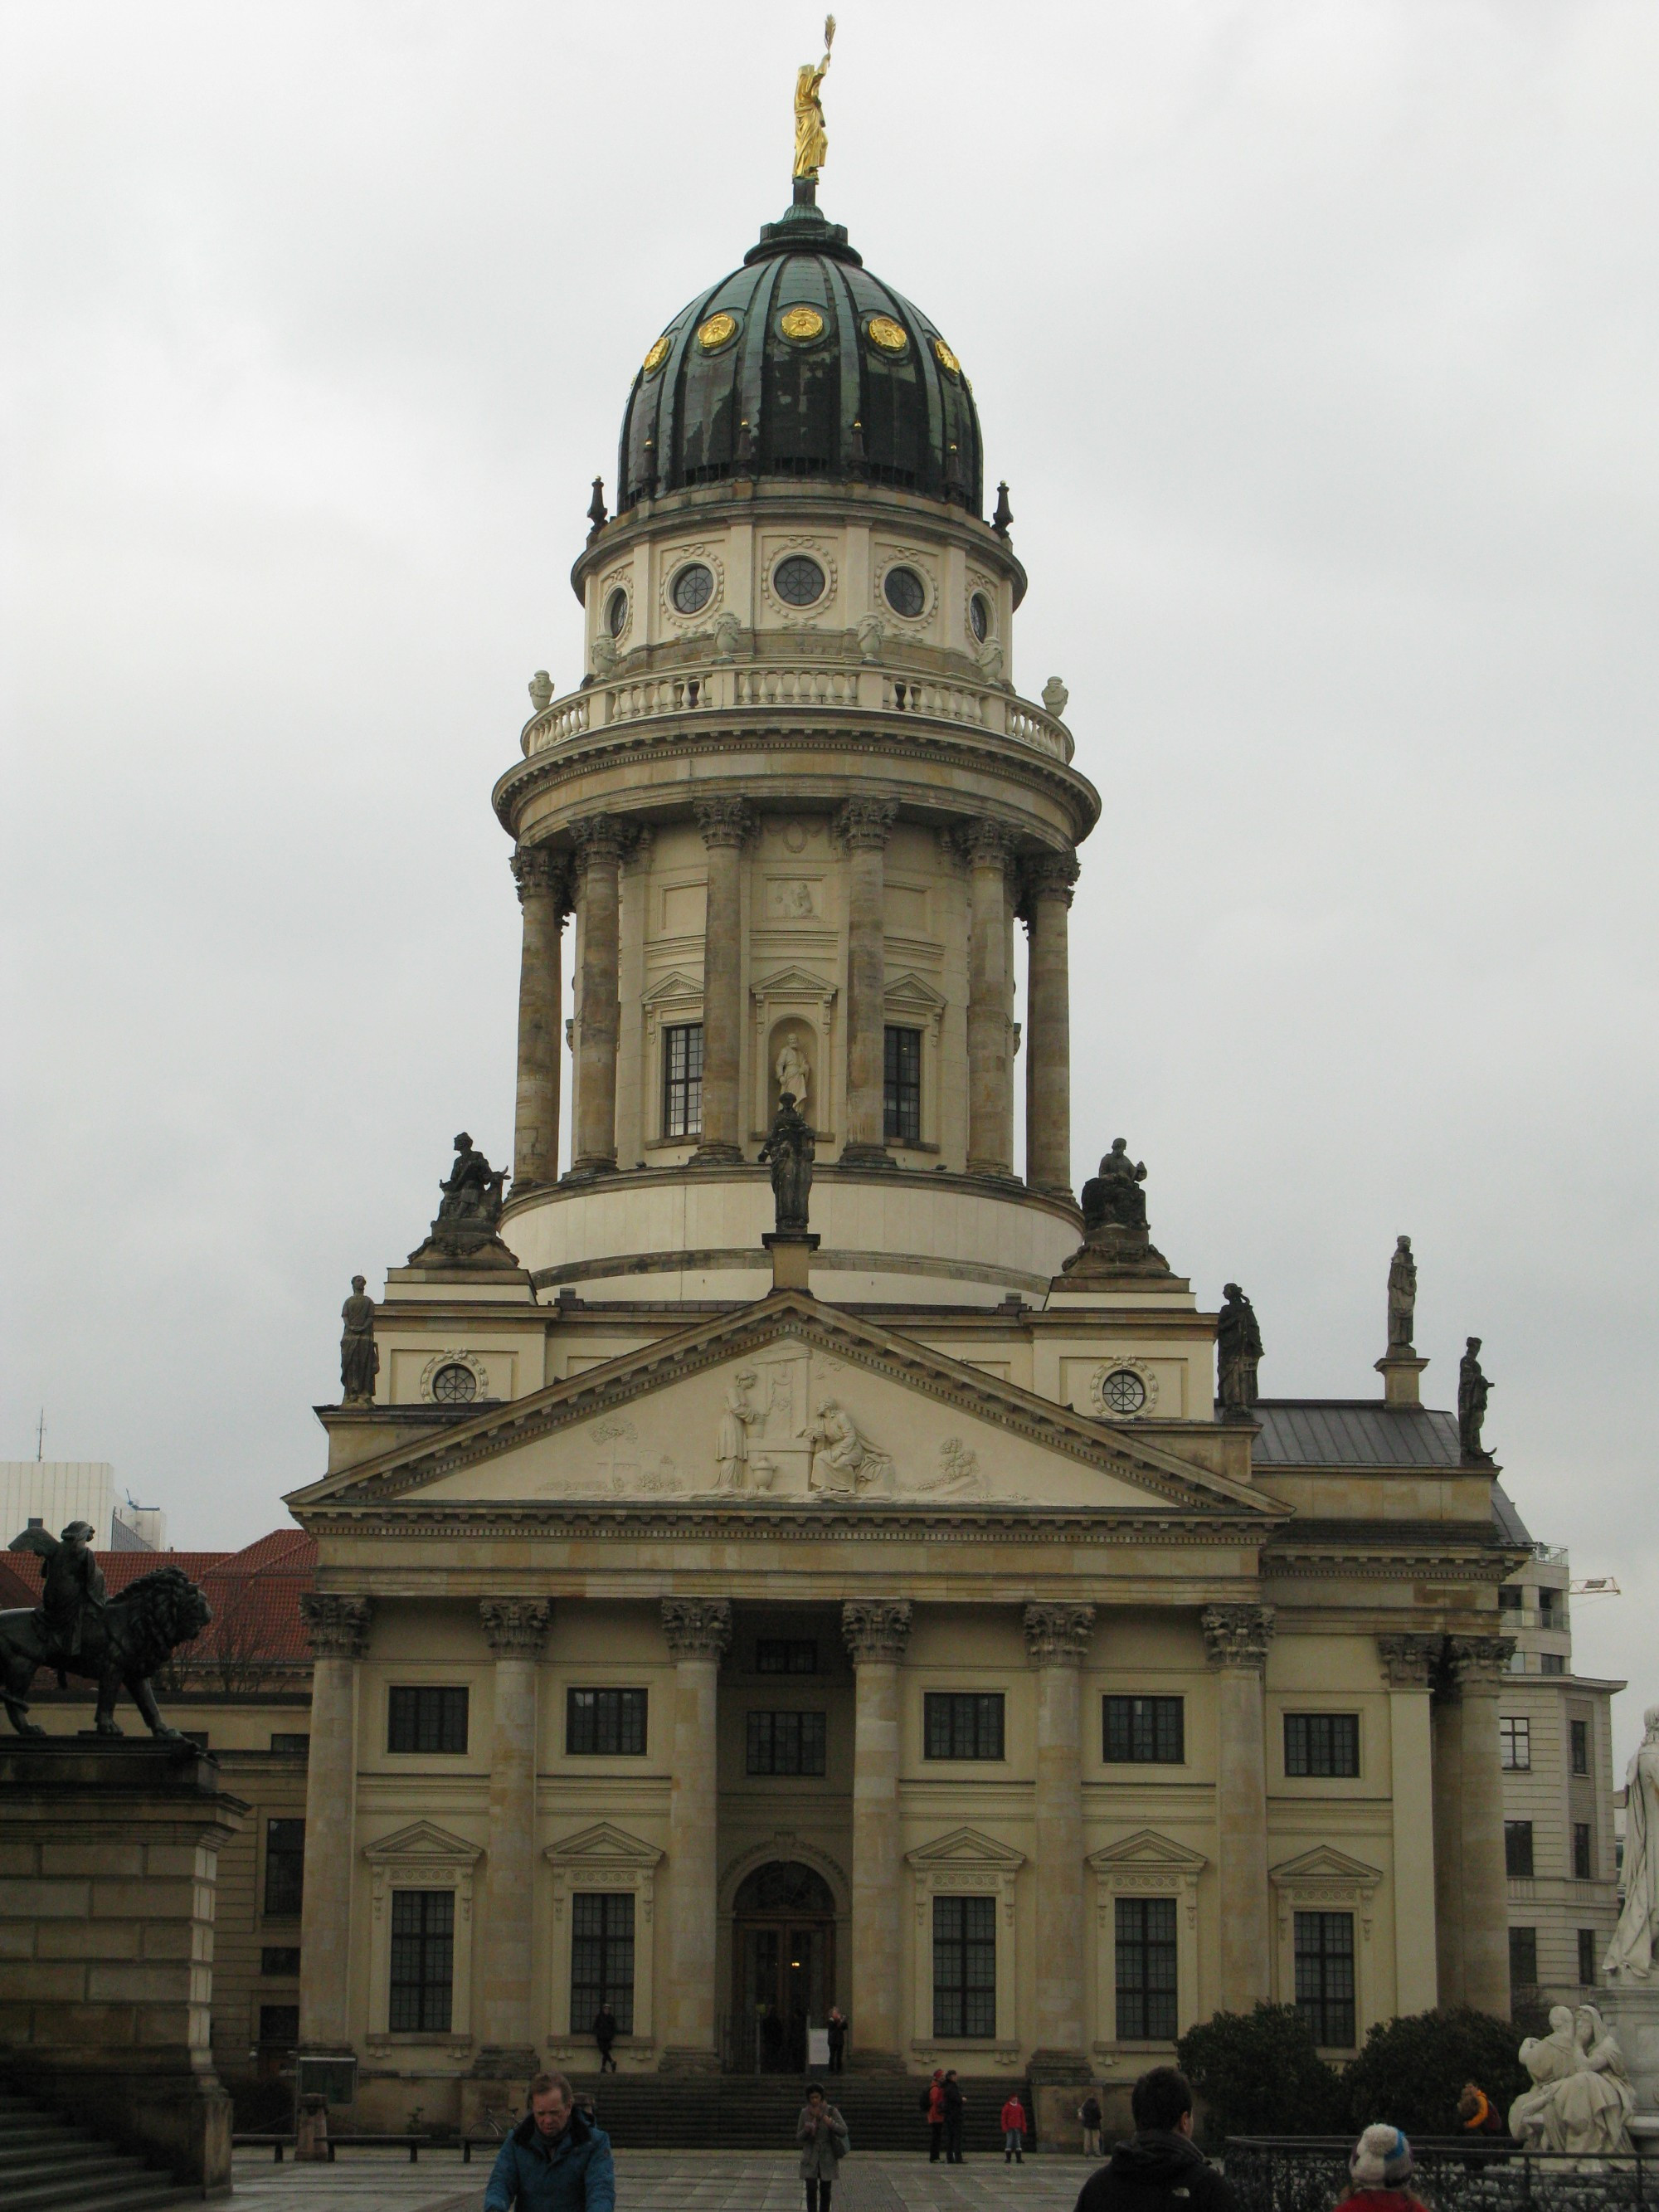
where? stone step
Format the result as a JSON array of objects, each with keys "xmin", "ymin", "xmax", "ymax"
[
  {"xmin": 0, "ymin": 2149, "xmax": 148, "ymax": 2186},
  {"xmin": 6, "ymin": 2180, "xmax": 194, "ymax": 2212}
]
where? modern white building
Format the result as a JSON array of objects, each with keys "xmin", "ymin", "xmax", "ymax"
[{"xmin": 0, "ymin": 1464, "xmax": 165, "ymax": 1552}]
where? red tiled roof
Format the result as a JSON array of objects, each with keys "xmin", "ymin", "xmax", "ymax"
[{"xmin": 3, "ymin": 1527, "xmax": 317, "ymax": 1669}]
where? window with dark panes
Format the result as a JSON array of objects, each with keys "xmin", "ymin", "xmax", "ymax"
[
  {"xmin": 1511, "ymin": 1927, "xmax": 1539, "ymax": 1989},
  {"xmin": 1506, "ymin": 1820, "xmax": 1535, "ymax": 1878},
  {"xmin": 258, "ymin": 2005, "xmax": 299, "ymax": 2047},
  {"xmin": 1580, "ymin": 1928, "xmax": 1599, "ymax": 1985},
  {"xmin": 571, "ymin": 1892, "xmax": 635, "ymax": 2034},
  {"xmin": 746, "ymin": 1710, "xmax": 827, "ymax": 1776},
  {"xmin": 1293, "ymin": 1911, "xmax": 1355, "ymax": 2047},
  {"xmin": 1500, "ymin": 1716, "xmax": 1530, "ymax": 1771},
  {"xmin": 270, "ymin": 1732, "xmax": 309, "ymax": 1755},
  {"xmin": 260, "ymin": 1946, "xmax": 301, "ymax": 1976},
  {"xmin": 756, "ymin": 1639, "xmax": 818, "ymax": 1674},
  {"xmin": 566, "ymin": 1687, "xmax": 647, "ymax": 1756},
  {"xmin": 932, "ymin": 1894, "xmax": 996, "ymax": 2038},
  {"xmin": 387, "ymin": 1686, "xmax": 468, "ymax": 1754},
  {"xmin": 1284, "ymin": 1713, "xmax": 1359, "ymax": 1777},
  {"xmin": 264, "ymin": 1818, "xmax": 305, "ymax": 1917},
  {"xmin": 883, "ymin": 1026, "xmax": 922, "ymax": 1145},
  {"xmin": 663, "ymin": 1023, "xmax": 703, "ymax": 1138},
  {"xmin": 924, "ymin": 1692, "xmax": 1005, "ymax": 1761},
  {"xmin": 1541, "ymin": 1654, "xmax": 1565, "ymax": 1676},
  {"xmin": 389, "ymin": 1890, "xmax": 454, "ymax": 2033},
  {"xmin": 1104, "ymin": 1696, "xmax": 1184, "ymax": 1764},
  {"xmin": 1571, "ymin": 1719, "xmax": 1590, "ymax": 1776},
  {"xmin": 1574, "ymin": 1823, "xmax": 1593, "ymax": 1879},
  {"xmin": 1115, "ymin": 1897, "xmax": 1178, "ymax": 2040}
]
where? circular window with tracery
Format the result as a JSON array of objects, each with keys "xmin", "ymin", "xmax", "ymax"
[
  {"xmin": 883, "ymin": 566, "xmax": 927, "ymax": 620},
  {"xmin": 671, "ymin": 563, "xmax": 715, "ymax": 615},
  {"xmin": 1101, "ymin": 1368, "xmax": 1147, "ymax": 1415},
  {"xmin": 773, "ymin": 554, "xmax": 826, "ymax": 607},
  {"xmin": 431, "ymin": 1362, "xmax": 479, "ymax": 1405}
]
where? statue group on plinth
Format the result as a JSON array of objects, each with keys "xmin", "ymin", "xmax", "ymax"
[
  {"xmin": 1511, "ymin": 2004, "xmax": 1636, "ymax": 2156},
  {"xmin": 406, "ymin": 1132, "xmax": 518, "ymax": 1268},
  {"xmin": 1061, "ymin": 1138, "xmax": 1173, "ymax": 1279}
]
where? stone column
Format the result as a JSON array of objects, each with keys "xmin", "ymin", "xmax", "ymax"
[
  {"xmin": 570, "ymin": 815, "xmax": 628, "ymax": 1175},
  {"xmin": 1430, "ymin": 1652, "xmax": 1465, "ymax": 2008},
  {"xmin": 510, "ymin": 847, "xmax": 569, "ymax": 1190},
  {"xmin": 692, "ymin": 798, "xmax": 752, "ymax": 1165},
  {"xmin": 1022, "ymin": 850, "xmax": 1079, "ymax": 1199},
  {"xmin": 962, "ymin": 820, "xmax": 1015, "ymax": 1178},
  {"xmin": 838, "ymin": 798, "xmax": 898, "ymax": 1167},
  {"xmin": 1024, "ymin": 1602, "xmax": 1095, "ymax": 2071},
  {"xmin": 842, "ymin": 1600, "xmax": 913, "ymax": 2069},
  {"xmin": 1378, "ymin": 1633, "xmax": 1440, "ymax": 2015},
  {"xmin": 660, "ymin": 1598, "xmax": 731, "ymax": 2070},
  {"xmin": 297, "ymin": 1594, "xmax": 372, "ymax": 2052},
  {"xmin": 1451, "ymin": 1634, "xmax": 1515, "ymax": 2014},
  {"xmin": 1202, "ymin": 1603, "xmax": 1274, "ymax": 2011},
  {"xmin": 476, "ymin": 1598, "xmax": 552, "ymax": 2072}
]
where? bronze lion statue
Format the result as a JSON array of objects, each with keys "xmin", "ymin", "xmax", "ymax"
[{"xmin": 0, "ymin": 1565, "xmax": 212, "ymax": 1739}]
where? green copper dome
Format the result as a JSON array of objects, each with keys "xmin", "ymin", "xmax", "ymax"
[{"xmin": 619, "ymin": 194, "xmax": 983, "ymax": 515}]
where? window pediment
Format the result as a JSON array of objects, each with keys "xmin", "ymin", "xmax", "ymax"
[
  {"xmin": 907, "ymin": 1825, "xmax": 1026, "ymax": 1873},
  {"xmin": 1088, "ymin": 1829, "xmax": 1208, "ymax": 1878},
  {"xmin": 544, "ymin": 1821, "xmax": 664, "ymax": 1870},
  {"xmin": 362, "ymin": 1820, "xmax": 483, "ymax": 1871}
]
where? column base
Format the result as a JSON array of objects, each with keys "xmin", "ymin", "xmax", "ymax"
[
  {"xmin": 966, "ymin": 1159, "xmax": 1021, "ymax": 1183},
  {"xmin": 656, "ymin": 2047, "xmax": 722, "ymax": 2074},
  {"xmin": 690, "ymin": 1142, "xmax": 743, "ymax": 1167},
  {"xmin": 562, "ymin": 1157, "xmax": 618, "ymax": 1180},
  {"xmin": 837, "ymin": 1143, "xmax": 894, "ymax": 1168}
]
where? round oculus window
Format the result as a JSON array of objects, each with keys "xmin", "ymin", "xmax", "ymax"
[
  {"xmin": 969, "ymin": 592, "xmax": 991, "ymax": 643},
  {"xmin": 772, "ymin": 554, "xmax": 827, "ymax": 607},
  {"xmin": 779, "ymin": 305, "xmax": 826, "ymax": 343},
  {"xmin": 1101, "ymin": 1368, "xmax": 1147, "ymax": 1416},
  {"xmin": 431, "ymin": 1362, "xmax": 478, "ymax": 1406},
  {"xmin": 866, "ymin": 314, "xmax": 908, "ymax": 355},
  {"xmin": 642, "ymin": 334, "xmax": 671, "ymax": 375},
  {"xmin": 698, "ymin": 310, "xmax": 738, "ymax": 353},
  {"xmin": 606, "ymin": 587, "xmax": 628, "ymax": 637},
  {"xmin": 883, "ymin": 566, "xmax": 927, "ymax": 620},
  {"xmin": 670, "ymin": 563, "xmax": 715, "ymax": 616}
]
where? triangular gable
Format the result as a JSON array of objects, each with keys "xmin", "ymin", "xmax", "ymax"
[
  {"xmin": 752, "ymin": 964, "xmax": 837, "ymax": 998},
  {"xmin": 884, "ymin": 970, "xmax": 947, "ymax": 1013},
  {"xmin": 363, "ymin": 1819, "xmax": 483, "ymax": 1869},
  {"xmin": 907, "ymin": 1826, "xmax": 1026, "ymax": 1872},
  {"xmin": 1088, "ymin": 1829, "xmax": 1208, "ymax": 1877},
  {"xmin": 544, "ymin": 1822, "xmax": 662, "ymax": 1869},
  {"xmin": 641, "ymin": 970, "xmax": 704, "ymax": 1008},
  {"xmin": 1269, "ymin": 1844, "xmax": 1383, "ymax": 1887}
]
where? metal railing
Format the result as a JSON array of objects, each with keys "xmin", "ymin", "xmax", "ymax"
[{"xmin": 1225, "ymin": 2136, "xmax": 1659, "ymax": 2212}]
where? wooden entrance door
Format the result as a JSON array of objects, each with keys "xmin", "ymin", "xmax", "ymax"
[{"xmin": 730, "ymin": 1862, "xmax": 837, "ymax": 2073}]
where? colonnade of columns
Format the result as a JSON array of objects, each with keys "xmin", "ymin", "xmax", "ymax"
[{"xmin": 508, "ymin": 809, "xmax": 1078, "ymax": 1192}]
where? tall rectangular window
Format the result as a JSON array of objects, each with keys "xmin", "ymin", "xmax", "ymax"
[
  {"xmin": 756, "ymin": 1639, "xmax": 818, "ymax": 1674},
  {"xmin": 571, "ymin": 1892, "xmax": 635, "ymax": 2034},
  {"xmin": 1104, "ymin": 1696, "xmax": 1185, "ymax": 1765},
  {"xmin": 932, "ymin": 1895, "xmax": 996, "ymax": 2038},
  {"xmin": 1506, "ymin": 1820, "xmax": 1535, "ymax": 1878},
  {"xmin": 663, "ymin": 1023, "xmax": 703, "ymax": 1138},
  {"xmin": 1284, "ymin": 1713, "xmax": 1360, "ymax": 1777},
  {"xmin": 1510, "ymin": 1927, "xmax": 1539, "ymax": 1989},
  {"xmin": 1579, "ymin": 1928, "xmax": 1599, "ymax": 1985},
  {"xmin": 258, "ymin": 2004, "xmax": 299, "ymax": 2048},
  {"xmin": 1500, "ymin": 1716, "xmax": 1530, "ymax": 1771},
  {"xmin": 1115, "ymin": 1897, "xmax": 1178, "ymax": 2041},
  {"xmin": 387, "ymin": 1686, "xmax": 468, "ymax": 1754},
  {"xmin": 883, "ymin": 1026, "xmax": 922, "ymax": 1145},
  {"xmin": 1293, "ymin": 1911, "xmax": 1355, "ymax": 2048},
  {"xmin": 1574, "ymin": 1823, "xmax": 1593, "ymax": 1879},
  {"xmin": 264, "ymin": 1818, "xmax": 305, "ymax": 1917},
  {"xmin": 746, "ymin": 1710, "xmax": 827, "ymax": 1776},
  {"xmin": 389, "ymin": 1890, "xmax": 454, "ymax": 2033},
  {"xmin": 1571, "ymin": 1719, "xmax": 1590, "ymax": 1776},
  {"xmin": 924, "ymin": 1692, "xmax": 1005, "ymax": 1761},
  {"xmin": 566, "ymin": 1688, "xmax": 647, "ymax": 1756}
]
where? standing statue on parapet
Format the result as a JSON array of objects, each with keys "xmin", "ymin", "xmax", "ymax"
[
  {"xmin": 1459, "ymin": 1336, "xmax": 1494, "ymax": 1461},
  {"xmin": 1217, "ymin": 1284, "xmax": 1263, "ymax": 1414},
  {"xmin": 759, "ymin": 1093, "xmax": 815, "ymax": 1233},
  {"xmin": 340, "ymin": 1274, "xmax": 379, "ymax": 1406},
  {"xmin": 1387, "ymin": 1235, "xmax": 1417, "ymax": 1352}
]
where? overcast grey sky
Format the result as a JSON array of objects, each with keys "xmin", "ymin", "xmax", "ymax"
[{"xmin": 3, "ymin": 2, "xmax": 1655, "ymax": 1752}]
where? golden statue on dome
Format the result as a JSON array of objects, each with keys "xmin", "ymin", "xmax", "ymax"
[{"xmin": 793, "ymin": 16, "xmax": 835, "ymax": 181}]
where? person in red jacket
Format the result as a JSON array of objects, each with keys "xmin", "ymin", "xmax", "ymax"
[
  {"xmin": 1001, "ymin": 2093, "xmax": 1028, "ymax": 2164},
  {"xmin": 925, "ymin": 2071, "xmax": 946, "ymax": 2163},
  {"xmin": 1341, "ymin": 2126, "xmax": 1430, "ymax": 2212}
]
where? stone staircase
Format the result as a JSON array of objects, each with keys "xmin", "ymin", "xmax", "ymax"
[
  {"xmin": 556, "ymin": 2073, "xmax": 1035, "ymax": 2152},
  {"xmin": 0, "ymin": 2088, "xmax": 197, "ymax": 2212}
]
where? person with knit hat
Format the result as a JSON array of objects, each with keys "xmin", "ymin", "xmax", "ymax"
[{"xmin": 1341, "ymin": 2126, "xmax": 1428, "ymax": 2212}]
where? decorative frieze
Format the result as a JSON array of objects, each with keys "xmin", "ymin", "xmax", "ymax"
[
  {"xmin": 1022, "ymin": 1601, "xmax": 1096, "ymax": 1664},
  {"xmin": 660, "ymin": 1596, "xmax": 732, "ymax": 1660},
  {"xmin": 300, "ymin": 1592, "xmax": 373, "ymax": 1660},
  {"xmin": 1377, "ymin": 1631, "xmax": 1440, "ymax": 1688},
  {"xmin": 841, "ymin": 1598, "xmax": 913, "ymax": 1664},
  {"xmin": 479, "ymin": 1597, "xmax": 552, "ymax": 1658},
  {"xmin": 1200, "ymin": 1602, "xmax": 1275, "ymax": 1670}
]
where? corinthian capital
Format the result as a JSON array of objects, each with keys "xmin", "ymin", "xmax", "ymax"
[
  {"xmin": 835, "ymin": 797, "xmax": 898, "ymax": 851},
  {"xmin": 1021, "ymin": 848, "xmax": 1081, "ymax": 906},
  {"xmin": 660, "ymin": 1597, "xmax": 732, "ymax": 1659},
  {"xmin": 511, "ymin": 845, "xmax": 571, "ymax": 912},
  {"xmin": 570, "ymin": 814, "xmax": 634, "ymax": 873},
  {"xmin": 954, "ymin": 818, "xmax": 1015, "ymax": 872},
  {"xmin": 1200, "ymin": 1602, "xmax": 1275, "ymax": 1670},
  {"xmin": 300, "ymin": 1593, "xmax": 373, "ymax": 1660},
  {"xmin": 1023, "ymin": 1601, "xmax": 1097, "ymax": 1664},
  {"xmin": 479, "ymin": 1597, "xmax": 552, "ymax": 1657},
  {"xmin": 693, "ymin": 797, "xmax": 757, "ymax": 850},
  {"xmin": 841, "ymin": 1599, "xmax": 913, "ymax": 1664},
  {"xmin": 1377, "ymin": 1632, "xmax": 1440, "ymax": 1688},
  {"xmin": 1446, "ymin": 1633, "xmax": 1515, "ymax": 1688}
]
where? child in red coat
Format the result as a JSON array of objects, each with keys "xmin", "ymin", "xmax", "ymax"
[{"xmin": 1001, "ymin": 2093, "xmax": 1028, "ymax": 2165}]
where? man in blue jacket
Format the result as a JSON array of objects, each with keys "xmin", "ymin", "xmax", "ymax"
[{"xmin": 485, "ymin": 2072, "xmax": 615, "ymax": 2212}]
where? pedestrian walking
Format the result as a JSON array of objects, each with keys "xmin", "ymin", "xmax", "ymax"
[
  {"xmin": 797, "ymin": 2082, "xmax": 850, "ymax": 2212},
  {"xmin": 943, "ymin": 2069, "xmax": 966, "ymax": 2164},
  {"xmin": 1073, "ymin": 2066, "xmax": 1236, "ymax": 2212},
  {"xmin": 826, "ymin": 2005, "xmax": 848, "ymax": 2073},
  {"xmin": 1001, "ymin": 2091, "xmax": 1028, "ymax": 2163},
  {"xmin": 485, "ymin": 2070, "xmax": 615, "ymax": 2212},
  {"xmin": 1339, "ymin": 2127, "xmax": 1430, "ymax": 2212},
  {"xmin": 923, "ymin": 2068, "xmax": 946, "ymax": 2161},
  {"xmin": 591, "ymin": 2000, "xmax": 618, "ymax": 2074},
  {"xmin": 1079, "ymin": 2091, "xmax": 1104, "ymax": 2158}
]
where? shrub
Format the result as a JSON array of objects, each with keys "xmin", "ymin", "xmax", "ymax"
[
  {"xmin": 1177, "ymin": 2003, "xmax": 1347, "ymax": 2146},
  {"xmin": 1342, "ymin": 2008, "xmax": 1528, "ymax": 2139}
]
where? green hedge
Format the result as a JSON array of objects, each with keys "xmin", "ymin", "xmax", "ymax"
[{"xmin": 1342, "ymin": 2008, "xmax": 1527, "ymax": 2138}]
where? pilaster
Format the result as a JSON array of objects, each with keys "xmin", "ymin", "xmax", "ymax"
[
  {"xmin": 1202, "ymin": 1603, "xmax": 1274, "ymax": 2011},
  {"xmin": 1024, "ymin": 1602, "xmax": 1094, "ymax": 2075},
  {"xmin": 1378, "ymin": 1633, "xmax": 1440, "ymax": 2014},
  {"xmin": 476, "ymin": 1599, "xmax": 551, "ymax": 2072}
]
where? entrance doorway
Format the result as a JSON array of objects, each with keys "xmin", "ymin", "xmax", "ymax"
[{"xmin": 731, "ymin": 1862, "xmax": 837, "ymax": 2073}]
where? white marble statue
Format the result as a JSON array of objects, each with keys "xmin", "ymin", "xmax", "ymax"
[
  {"xmin": 714, "ymin": 1370, "xmax": 758, "ymax": 1491},
  {"xmin": 1510, "ymin": 2003, "xmax": 1636, "ymax": 2156},
  {"xmin": 775, "ymin": 1039, "xmax": 811, "ymax": 1108},
  {"xmin": 1607, "ymin": 1706, "xmax": 1659, "ymax": 1981}
]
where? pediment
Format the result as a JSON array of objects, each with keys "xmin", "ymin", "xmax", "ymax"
[
  {"xmin": 362, "ymin": 1819, "xmax": 483, "ymax": 1868},
  {"xmin": 1088, "ymin": 1828, "xmax": 1208, "ymax": 1876},
  {"xmin": 544, "ymin": 1821, "xmax": 662, "ymax": 1869},
  {"xmin": 907, "ymin": 1826, "xmax": 1026, "ymax": 1872},
  {"xmin": 752, "ymin": 965, "xmax": 836, "ymax": 999},
  {"xmin": 290, "ymin": 1292, "xmax": 1282, "ymax": 1523},
  {"xmin": 641, "ymin": 969, "xmax": 703, "ymax": 1007},
  {"xmin": 1269, "ymin": 1844, "xmax": 1383, "ymax": 1888},
  {"xmin": 884, "ymin": 970, "xmax": 947, "ymax": 1012}
]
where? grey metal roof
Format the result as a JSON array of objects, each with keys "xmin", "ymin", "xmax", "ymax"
[
  {"xmin": 1490, "ymin": 1479, "xmax": 1534, "ymax": 1547},
  {"xmin": 1250, "ymin": 1400, "xmax": 1462, "ymax": 1469}
]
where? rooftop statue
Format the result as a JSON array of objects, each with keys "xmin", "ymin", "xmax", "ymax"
[
  {"xmin": 1458, "ymin": 1334, "xmax": 1494, "ymax": 1462},
  {"xmin": 1605, "ymin": 1705, "xmax": 1659, "ymax": 1981},
  {"xmin": 1217, "ymin": 1283, "xmax": 1264, "ymax": 1415},
  {"xmin": 759, "ymin": 1092, "xmax": 815, "ymax": 1234},
  {"xmin": 1061, "ymin": 1138, "xmax": 1173, "ymax": 1280},
  {"xmin": 1386, "ymin": 1234, "xmax": 1417, "ymax": 1353},
  {"xmin": 407, "ymin": 1131, "xmax": 518, "ymax": 1268},
  {"xmin": 2, "ymin": 1527, "xmax": 211, "ymax": 1740},
  {"xmin": 793, "ymin": 17, "xmax": 836, "ymax": 182}
]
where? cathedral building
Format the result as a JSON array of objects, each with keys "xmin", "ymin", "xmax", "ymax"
[{"xmin": 289, "ymin": 105, "xmax": 1524, "ymax": 2137}]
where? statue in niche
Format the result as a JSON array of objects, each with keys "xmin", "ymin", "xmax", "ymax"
[
  {"xmin": 340, "ymin": 1274, "xmax": 379, "ymax": 1405},
  {"xmin": 1606, "ymin": 1704, "xmax": 1659, "ymax": 1980},
  {"xmin": 759, "ymin": 1092, "xmax": 814, "ymax": 1232},
  {"xmin": 715, "ymin": 1370, "xmax": 759, "ymax": 1492},
  {"xmin": 408, "ymin": 1133, "xmax": 516, "ymax": 1267},
  {"xmin": 1216, "ymin": 1283, "xmax": 1263, "ymax": 1414},
  {"xmin": 1386, "ymin": 1235, "xmax": 1417, "ymax": 1352},
  {"xmin": 774, "ymin": 1038, "xmax": 811, "ymax": 1111},
  {"xmin": 803, "ymin": 1399, "xmax": 893, "ymax": 1496}
]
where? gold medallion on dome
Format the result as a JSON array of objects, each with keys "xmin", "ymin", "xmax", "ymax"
[
  {"xmin": 642, "ymin": 335, "xmax": 672, "ymax": 375},
  {"xmin": 779, "ymin": 304, "xmax": 826, "ymax": 343},
  {"xmin": 932, "ymin": 337, "xmax": 962, "ymax": 378},
  {"xmin": 866, "ymin": 314, "xmax": 908, "ymax": 355},
  {"xmin": 698, "ymin": 311, "xmax": 739, "ymax": 353}
]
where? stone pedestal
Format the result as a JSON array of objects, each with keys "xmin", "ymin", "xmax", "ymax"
[
  {"xmin": 0, "ymin": 1738, "xmax": 246, "ymax": 2195},
  {"xmin": 1598, "ymin": 1986, "xmax": 1659, "ymax": 2113}
]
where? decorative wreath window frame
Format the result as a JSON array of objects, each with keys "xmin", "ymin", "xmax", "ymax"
[
  {"xmin": 598, "ymin": 568, "xmax": 633, "ymax": 650},
  {"xmin": 965, "ymin": 569, "xmax": 1000, "ymax": 647},
  {"xmin": 873, "ymin": 542, "xmax": 938, "ymax": 627},
  {"xmin": 904, "ymin": 1825, "xmax": 1025, "ymax": 2059},
  {"xmin": 760, "ymin": 536, "xmax": 839, "ymax": 626},
  {"xmin": 420, "ymin": 1349, "xmax": 490, "ymax": 1404},
  {"xmin": 1088, "ymin": 1829, "xmax": 1207, "ymax": 2050},
  {"xmin": 542, "ymin": 1821, "xmax": 664, "ymax": 2049},
  {"xmin": 1089, "ymin": 1357, "xmax": 1160, "ymax": 1420},
  {"xmin": 659, "ymin": 542, "xmax": 725, "ymax": 630},
  {"xmin": 362, "ymin": 1819, "xmax": 484, "ymax": 2054}
]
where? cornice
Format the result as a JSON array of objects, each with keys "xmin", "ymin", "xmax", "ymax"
[{"xmin": 292, "ymin": 1501, "xmax": 1275, "ymax": 1546}]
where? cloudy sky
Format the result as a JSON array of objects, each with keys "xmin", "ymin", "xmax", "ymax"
[{"xmin": 3, "ymin": 3, "xmax": 1655, "ymax": 1751}]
